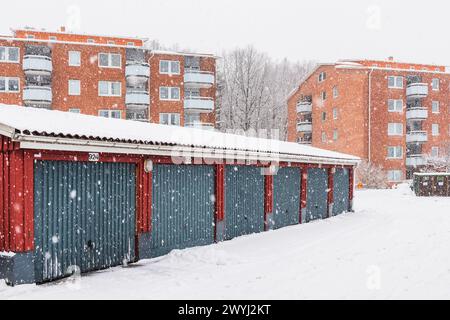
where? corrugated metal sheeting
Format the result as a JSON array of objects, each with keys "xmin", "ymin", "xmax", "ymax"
[
  {"xmin": 150, "ymin": 165, "xmax": 215, "ymax": 258},
  {"xmin": 306, "ymin": 168, "xmax": 329, "ymax": 222},
  {"xmin": 273, "ymin": 167, "xmax": 301, "ymax": 229},
  {"xmin": 224, "ymin": 166, "xmax": 265, "ymax": 240},
  {"xmin": 333, "ymin": 168, "xmax": 350, "ymax": 215},
  {"xmin": 34, "ymin": 161, "xmax": 136, "ymax": 283}
]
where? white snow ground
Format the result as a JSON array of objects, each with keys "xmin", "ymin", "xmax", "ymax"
[{"xmin": 2, "ymin": 184, "xmax": 450, "ymax": 300}]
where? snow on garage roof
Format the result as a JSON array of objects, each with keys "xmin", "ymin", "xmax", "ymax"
[{"xmin": 0, "ymin": 105, "xmax": 359, "ymax": 165}]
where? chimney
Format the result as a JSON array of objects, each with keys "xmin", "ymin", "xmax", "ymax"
[{"xmin": 60, "ymin": 26, "xmax": 66, "ymax": 33}]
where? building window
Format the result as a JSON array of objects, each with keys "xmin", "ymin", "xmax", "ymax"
[
  {"xmin": 26, "ymin": 34, "xmax": 35, "ymax": 39},
  {"xmin": 98, "ymin": 81, "xmax": 122, "ymax": 97},
  {"xmin": 387, "ymin": 146, "xmax": 403, "ymax": 159},
  {"xmin": 388, "ymin": 123, "xmax": 403, "ymax": 136},
  {"xmin": 0, "ymin": 77, "xmax": 20, "ymax": 93},
  {"xmin": 0, "ymin": 46, "xmax": 20, "ymax": 63},
  {"xmin": 98, "ymin": 110, "xmax": 121, "ymax": 119},
  {"xmin": 432, "ymin": 101, "xmax": 440, "ymax": 113},
  {"xmin": 318, "ymin": 72, "xmax": 327, "ymax": 82},
  {"xmin": 431, "ymin": 147, "xmax": 439, "ymax": 157},
  {"xmin": 68, "ymin": 51, "xmax": 81, "ymax": 67},
  {"xmin": 432, "ymin": 78, "xmax": 440, "ymax": 91},
  {"xmin": 387, "ymin": 170, "xmax": 403, "ymax": 182},
  {"xmin": 333, "ymin": 130, "xmax": 338, "ymax": 141},
  {"xmin": 159, "ymin": 87, "xmax": 180, "ymax": 101},
  {"xmin": 87, "ymin": 39, "xmax": 95, "ymax": 44},
  {"xmin": 159, "ymin": 60, "xmax": 181, "ymax": 75},
  {"xmin": 98, "ymin": 53, "xmax": 121, "ymax": 68},
  {"xmin": 388, "ymin": 99, "xmax": 403, "ymax": 112},
  {"xmin": 321, "ymin": 132, "xmax": 327, "ymax": 143},
  {"xmin": 160, "ymin": 113, "xmax": 180, "ymax": 126},
  {"xmin": 185, "ymin": 113, "xmax": 201, "ymax": 125},
  {"xmin": 68, "ymin": 108, "xmax": 80, "ymax": 113},
  {"xmin": 432, "ymin": 124, "xmax": 439, "ymax": 136},
  {"xmin": 321, "ymin": 112, "xmax": 327, "ymax": 122},
  {"xmin": 107, "ymin": 40, "xmax": 115, "ymax": 45},
  {"xmin": 127, "ymin": 42, "xmax": 135, "ymax": 46},
  {"xmin": 321, "ymin": 91, "xmax": 327, "ymax": 101},
  {"xmin": 388, "ymin": 76, "xmax": 403, "ymax": 89},
  {"xmin": 49, "ymin": 36, "xmax": 57, "ymax": 41},
  {"xmin": 68, "ymin": 80, "xmax": 81, "ymax": 96},
  {"xmin": 333, "ymin": 86, "xmax": 339, "ymax": 98},
  {"xmin": 333, "ymin": 108, "xmax": 338, "ymax": 120}
]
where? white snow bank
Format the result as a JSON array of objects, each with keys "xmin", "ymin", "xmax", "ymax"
[{"xmin": 0, "ymin": 252, "xmax": 16, "ymax": 258}]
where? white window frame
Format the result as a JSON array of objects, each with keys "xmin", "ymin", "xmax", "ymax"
[
  {"xmin": 432, "ymin": 78, "xmax": 440, "ymax": 91},
  {"xmin": 159, "ymin": 60, "xmax": 181, "ymax": 75},
  {"xmin": 388, "ymin": 99, "xmax": 403, "ymax": 112},
  {"xmin": 431, "ymin": 147, "xmax": 439, "ymax": 157},
  {"xmin": 388, "ymin": 76, "xmax": 403, "ymax": 89},
  {"xmin": 159, "ymin": 113, "xmax": 181, "ymax": 126},
  {"xmin": 387, "ymin": 146, "xmax": 403, "ymax": 159},
  {"xmin": 387, "ymin": 170, "xmax": 403, "ymax": 182},
  {"xmin": 68, "ymin": 51, "xmax": 81, "ymax": 67},
  {"xmin": 68, "ymin": 80, "xmax": 81, "ymax": 96},
  {"xmin": 333, "ymin": 108, "xmax": 338, "ymax": 120},
  {"xmin": 333, "ymin": 86, "xmax": 338, "ymax": 98},
  {"xmin": 388, "ymin": 123, "xmax": 403, "ymax": 136},
  {"xmin": 0, "ymin": 77, "xmax": 20, "ymax": 93},
  {"xmin": 159, "ymin": 86, "xmax": 180, "ymax": 101},
  {"xmin": 87, "ymin": 39, "xmax": 95, "ymax": 44},
  {"xmin": 318, "ymin": 72, "xmax": 327, "ymax": 83},
  {"xmin": 432, "ymin": 101, "xmax": 440, "ymax": 114},
  {"xmin": 98, "ymin": 81, "xmax": 122, "ymax": 97},
  {"xmin": 68, "ymin": 108, "xmax": 80, "ymax": 113},
  {"xmin": 98, "ymin": 110, "xmax": 122, "ymax": 119},
  {"xmin": 98, "ymin": 53, "xmax": 122, "ymax": 68},
  {"xmin": 321, "ymin": 132, "xmax": 327, "ymax": 143},
  {"xmin": 321, "ymin": 91, "xmax": 327, "ymax": 101},
  {"xmin": 333, "ymin": 130, "xmax": 338, "ymax": 141},
  {"xmin": 49, "ymin": 36, "xmax": 57, "ymax": 41},
  {"xmin": 0, "ymin": 46, "xmax": 20, "ymax": 63},
  {"xmin": 432, "ymin": 124, "xmax": 440, "ymax": 136}
]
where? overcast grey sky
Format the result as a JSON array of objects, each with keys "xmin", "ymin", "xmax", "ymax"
[{"xmin": 1, "ymin": 0, "xmax": 449, "ymax": 65}]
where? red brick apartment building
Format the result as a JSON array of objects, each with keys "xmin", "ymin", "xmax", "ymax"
[
  {"xmin": 0, "ymin": 27, "xmax": 216, "ymax": 130},
  {"xmin": 288, "ymin": 58, "xmax": 450, "ymax": 182}
]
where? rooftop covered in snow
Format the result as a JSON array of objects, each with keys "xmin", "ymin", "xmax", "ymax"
[{"xmin": 0, "ymin": 105, "xmax": 359, "ymax": 165}]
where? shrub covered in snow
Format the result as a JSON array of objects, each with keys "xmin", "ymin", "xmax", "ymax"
[{"xmin": 355, "ymin": 160, "xmax": 388, "ymax": 189}]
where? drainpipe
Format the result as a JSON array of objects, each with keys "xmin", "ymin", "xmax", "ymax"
[{"xmin": 368, "ymin": 68, "xmax": 374, "ymax": 163}]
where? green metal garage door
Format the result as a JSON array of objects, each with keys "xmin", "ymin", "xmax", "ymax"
[
  {"xmin": 151, "ymin": 165, "xmax": 215, "ymax": 258},
  {"xmin": 34, "ymin": 161, "xmax": 136, "ymax": 283},
  {"xmin": 225, "ymin": 166, "xmax": 265, "ymax": 240},
  {"xmin": 306, "ymin": 168, "xmax": 328, "ymax": 223},
  {"xmin": 273, "ymin": 167, "xmax": 301, "ymax": 229},
  {"xmin": 333, "ymin": 168, "xmax": 350, "ymax": 216}
]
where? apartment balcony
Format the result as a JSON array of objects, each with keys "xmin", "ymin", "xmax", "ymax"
[
  {"xmin": 23, "ymin": 86, "xmax": 52, "ymax": 105},
  {"xmin": 406, "ymin": 107, "xmax": 428, "ymax": 120},
  {"xmin": 406, "ymin": 155, "xmax": 426, "ymax": 167},
  {"xmin": 185, "ymin": 122, "xmax": 215, "ymax": 131},
  {"xmin": 297, "ymin": 122, "xmax": 313, "ymax": 133},
  {"xmin": 296, "ymin": 101, "xmax": 312, "ymax": 114},
  {"xmin": 406, "ymin": 83, "xmax": 428, "ymax": 99},
  {"xmin": 184, "ymin": 70, "xmax": 215, "ymax": 88},
  {"xmin": 184, "ymin": 97, "xmax": 214, "ymax": 113},
  {"xmin": 298, "ymin": 139, "xmax": 312, "ymax": 145},
  {"xmin": 22, "ymin": 55, "xmax": 53, "ymax": 76},
  {"xmin": 406, "ymin": 131, "xmax": 428, "ymax": 143},
  {"xmin": 125, "ymin": 91, "xmax": 150, "ymax": 108},
  {"xmin": 125, "ymin": 62, "xmax": 150, "ymax": 83}
]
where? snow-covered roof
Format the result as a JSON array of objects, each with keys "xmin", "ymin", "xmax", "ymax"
[
  {"xmin": 414, "ymin": 172, "xmax": 450, "ymax": 177},
  {"xmin": 0, "ymin": 105, "xmax": 359, "ymax": 165}
]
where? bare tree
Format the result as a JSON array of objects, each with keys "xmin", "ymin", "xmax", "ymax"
[
  {"xmin": 355, "ymin": 160, "xmax": 388, "ymax": 189},
  {"xmin": 421, "ymin": 142, "xmax": 450, "ymax": 173}
]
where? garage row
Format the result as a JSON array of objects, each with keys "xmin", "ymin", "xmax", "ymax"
[{"xmin": 0, "ymin": 105, "xmax": 358, "ymax": 285}]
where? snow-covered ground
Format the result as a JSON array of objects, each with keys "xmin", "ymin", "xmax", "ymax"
[{"xmin": 2, "ymin": 184, "xmax": 450, "ymax": 300}]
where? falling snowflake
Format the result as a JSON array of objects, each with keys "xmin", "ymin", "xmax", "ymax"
[{"xmin": 70, "ymin": 190, "xmax": 77, "ymax": 199}]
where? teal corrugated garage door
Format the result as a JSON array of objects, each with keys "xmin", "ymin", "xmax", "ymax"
[
  {"xmin": 333, "ymin": 168, "xmax": 350, "ymax": 216},
  {"xmin": 273, "ymin": 167, "xmax": 301, "ymax": 229},
  {"xmin": 305, "ymin": 168, "xmax": 328, "ymax": 222}
]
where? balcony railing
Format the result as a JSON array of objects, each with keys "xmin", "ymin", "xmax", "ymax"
[
  {"xmin": 22, "ymin": 55, "xmax": 53, "ymax": 75},
  {"xmin": 184, "ymin": 70, "xmax": 215, "ymax": 88},
  {"xmin": 406, "ymin": 107, "xmax": 428, "ymax": 120},
  {"xmin": 185, "ymin": 122, "xmax": 215, "ymax": 131},
  {"xmin": 297, "ymin": 122, "xmax": 313, "ymax": 133},
  {"xmin": 184, "ymin": 96, "xmax": 214, "ymax": 112},
  {"xmin": 406, "ymin": 83, "xmax": 428, "ymax": 99},
  {"xmin": 406, "ymin": 155, "xmax": 426, "ymax": 167},
  {"xmin": 125, "ymin": 62, "xmax": 150, "ymax": 80},
  {"xmin": 406, "ymin": 131, "xmax": 428, "ymax": 143},
  {"xmin": 125, "ymin": 91, "xmax": 150, "ymax": 107},
  {"xmin": 23, "ymin": 86, "xmax": 52, "ymax": 104},
  {"xmin": 297, "ymin": 102, "xmax": 312, "ymax": 113}
]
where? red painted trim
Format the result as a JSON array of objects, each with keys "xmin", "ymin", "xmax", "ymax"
[
  {"xmin": 349, "ymin": 168, "xmax": 354, "ymax": 201},
  {"xmin": 3, "ymin": 152, "xmax": 10, "ymax": 251},
  {"xmin": 328, "ymin": 168, "xmax": 334, "ymax": 218},
  {"xmin": 32, "ymin": 150, "xmax": 142, "ymax": 164},
  {"xmin": 214, "ymin": 164, "xmax": 225, "ymax": 242},
  {"xmin": 264, "ymin": 175, "xmax": 273, "ymax": 231},
  {"xmin": 147, "ymin": 169, "xmax": 152, "ymax": 233},
  {"xmin": 23, "ymin": 151, "xmax": 34, "ymax": 251},
  {"xmin": 0, "ymin": 152, "xmax": 4, "ymax": 251},
  {"xmin": 9, "ymin": 150, "xmax": 24, "ymax": 251},
  {"xmin": 300, "ymin": 171, "xmax": 308, "ymax": 224}
]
